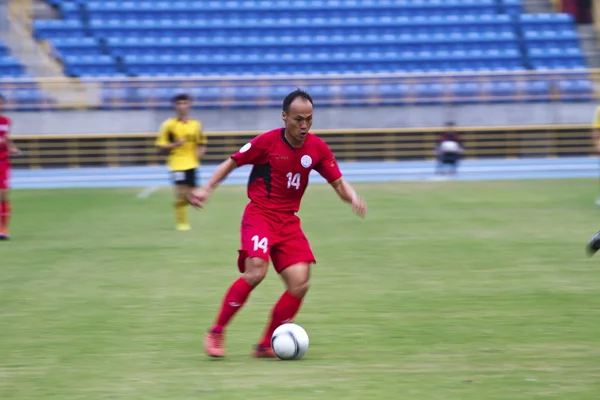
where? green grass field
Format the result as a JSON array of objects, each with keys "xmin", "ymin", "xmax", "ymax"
[{"xmin": 1, "ymin": 179, "xmax": 600, "ymax": 399}]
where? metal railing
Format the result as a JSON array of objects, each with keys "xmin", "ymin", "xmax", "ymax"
[
  {"xmin": 8, "ymin": 0, "xmax": 32, "ymax": 34},
  {"xmin": 0, "ymin": 69, "xmax": 597, "ymax": 110},
  {"xmin": 10, "ymin": 125, "xmax": 595, "ymax": 169}
]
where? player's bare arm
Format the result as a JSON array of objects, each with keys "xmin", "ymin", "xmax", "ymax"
[
  {"xmin": 593, "ymin": 128, "xmax": 600, "ymax": 152},
  {"xmin": 188, "ymin": 157, "xmax": 237, "ymax": 208},
  {"xmin": 196, "ymin": 144, "xmax": 207, "ymax": 159},
  {"xmin": 0, "ymin": 119, "xmax": 20, "ymax": 156},
  {"xmin": 330, "ymin": 178, "xmax": 367, "ymax": 217},
  {"xmin": 157, "ymin": 138, "xmax": 185, "ymax": 153},
  {"xmin": 7, "ymin": 138, "xmax": 20, "ymax": 156}
]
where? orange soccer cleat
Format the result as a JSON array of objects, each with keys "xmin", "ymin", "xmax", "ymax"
[
  {"xmin": 0, "ymin": 229, "xmax": 8, "ymax": 240},
  {"xmin": 204, "ymin": 331, "xmax": 225, "ymax": 358},
  {"xmin": 252, "ymin": 345, "xmax": 277, "ymax": 359}
]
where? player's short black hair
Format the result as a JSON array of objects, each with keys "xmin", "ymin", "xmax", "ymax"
[
  {"xmin": 445, "ymin": 121, "xmax": 455, "ymax": 127},
  {"xmin": 172, "ymin": 93, "xmax": 192, "ymax": 103},
  {"xmin": 283, "ymin": 89, "xmax": 313, "ymax": 113}
]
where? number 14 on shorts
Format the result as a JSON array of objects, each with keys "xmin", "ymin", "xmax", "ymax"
[{"xmin": 252, "ymin": 235, "xmax": 268, "ymax": 253}]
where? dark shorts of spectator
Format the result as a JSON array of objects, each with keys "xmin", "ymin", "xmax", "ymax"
[{"xmin": 437, "ymin": 152, "xmax": 461, "ymax": 165}]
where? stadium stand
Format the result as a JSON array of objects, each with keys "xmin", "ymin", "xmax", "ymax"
[
  {"xmin": 0, "ymin": 39, "xmax": 53, "ymax": 109},
  {"xmin": 0, "ymin": 42, "xmax": 26, "ymax": 78},
  {"xmin": 12, "ymin": 0, "xmax": 596, "ymax": 108}
]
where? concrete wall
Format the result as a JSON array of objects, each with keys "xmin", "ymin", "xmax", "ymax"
[
  {"xmin": 0, "ymin": 0, "xmax": 8, "ymax": 35},
  {"xmin": 8, "ymin": 102, "xmax": 599, "ymax": 135}
]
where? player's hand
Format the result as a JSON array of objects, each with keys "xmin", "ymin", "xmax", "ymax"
[
  {"xmin": 188, "ymin": 187, "xmax": 210, "ymax": 209},
  {"xmin": 171, "ymin": 138, "xmax": 186, "ymax": 149},
  {"xmin": 352, "ymin": 196, "xmax": 367, "ymax": 218}
]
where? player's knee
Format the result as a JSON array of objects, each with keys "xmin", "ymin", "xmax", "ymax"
[
  {"xmin": 288, "ymin": 280, "xmax": 310, "ymax": 298},
  {"xmin": 243, "ymin": 257, "xmax": 268, "ymax": 287},
  {"xmin": 176, "ymin": 188, "xmax": 188, "ymax": 200}
]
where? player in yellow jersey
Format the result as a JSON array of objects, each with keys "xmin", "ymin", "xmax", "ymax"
[
  {"xmin": 156, "ymin": 94, "xmax": 207, "ymax": 231},
  {"xmin": 592, "ymin": 105, "xmax": 600, "ymax": 205}
]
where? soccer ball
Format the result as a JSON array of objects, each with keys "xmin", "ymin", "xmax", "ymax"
[{"xmin": 271, "ymin": 323, "xmax": 309, "ymax": 360}]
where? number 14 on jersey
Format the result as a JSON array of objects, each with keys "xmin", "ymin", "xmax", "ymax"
[{"xmin": 287, "ymin": 172, "xmax": 301, "ymax": 190}]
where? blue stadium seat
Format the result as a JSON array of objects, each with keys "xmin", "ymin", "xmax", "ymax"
[
  {"xmin": 87, "ymin": 14, "xmax": 513, "ymax": 36},
  {"xmin": 63, "ymin": 55, "xmax": 121, "ymax": 77},
  {"xmin": 50, "ymin": 37, "xmax": 103, "ymax": 57},
  {"xmin": 0, "ymin": 56, "xmax": 25, "ymax": 76},
  {"xmin": 0, "ymin": 84, "xmax": 55, "ymax": 110},
  {"xmin": 529, "ymin": 47, "xmax": 583, "ymax": 59},
  {"xmin": 448, "ymin": 81, "xmax": 481, "ymax": 104},
  {"xmin": 119, "ymin": 48, "xmax": 524, "ymax": 77},
  {"xmin": 83, "ymin": 0, "xmax": 500, "ymax": 20},
  {"xmin": 531, "ymin": 59, "xmax": 587, "ymax": 70},
  {"xmin": 520, "ymin": 13, "xmax": 575, "ymax": 30},
  {"xmin": 557, "ymin": 79, "xmax": 594, "ymax": 101},
  {"xmin": 33, "ymin": 19, "xmax": 85, "ymax": 39},
  {"xmin": 30, "ymin": 0, "xmax": 591, "ymax": 107},
  {"xmin": 522, "ymin": 80, "xmax": 552, "ymax": 102},
  {"xmin": 500, "ymin": 0, "xmax": 523, "ymax": 17},
  {"xmin": 59, "ymin": 2, "xmax": 82, "ymax": 20},
  {"xmin": 105, "ymin": 33, "xmax": 521, "ymax": 57}
]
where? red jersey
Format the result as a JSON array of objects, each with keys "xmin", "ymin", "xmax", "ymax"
[
  {"xmin": 0, "ymin": 116, "xmax": 11, "ymax": 160},
  {"xmin": 231, "ymin": 128, "xmax": 342, "ymax": 213},
  {"xmin": 437, "ymin": 132, "xmax": 463, "ymax": 145}
]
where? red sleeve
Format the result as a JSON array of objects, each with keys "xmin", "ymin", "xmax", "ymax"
[
  {"xmin": 314, "ymin": 140, "xmax": 342, "ymax": 183},
  {"xmin": 231, "ymin": 133, "xmax": 270, "ymax": 167},
  {"xmin": 1, "ymin": 116, "xmax": 10, "ymax": 131}
]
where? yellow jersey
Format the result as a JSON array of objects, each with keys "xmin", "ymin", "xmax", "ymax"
[
  {"xmin": 155, "ymin": 118, "xmax": 207, "ymax": 171},
  {"xmin": 593, "ymin": 106, "xmax": 600, "ymax": 129}
]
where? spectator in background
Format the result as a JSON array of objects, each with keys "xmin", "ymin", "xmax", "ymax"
[
  {"xmin": 561, "ymin": 0, "xmax": 592, "ymax": 23},
  {"xmin": 435, "ymin": 122, "xmax": 464, "ymax": 176}
]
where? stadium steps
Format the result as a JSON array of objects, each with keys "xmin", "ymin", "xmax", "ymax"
[
  {"xmin": 4, "ymin": 0, "xmax": 87, "ymax": 107},
  {"xmin": 33, "ymin": 0, "xmax": 60, "ymax": 20},
  {"xmin": 577, "ymin": 24, "xmax": 600, "ymax": 68},
  {"xmin": 0, "ymin": 2, "xmax": 7, "ymax": 38},
  {"xmin": 523, "ymin": 0, "xmax": 554, "ymax": 14},
  {"xmin": 4, "ymin": 14, "xmax": 64, "ymax": 78}
]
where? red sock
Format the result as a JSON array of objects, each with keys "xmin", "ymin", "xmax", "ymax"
[
  {"xmin": 0, "ymin": 201, "xmax": 9, "ymax": 231},
  {"xmin": 259, "ymin": 291, "xmax": 303, "ymax": 348},
  {"xmin": 211, "ymin": 277, "xmax": 254, "ymax": 333}
]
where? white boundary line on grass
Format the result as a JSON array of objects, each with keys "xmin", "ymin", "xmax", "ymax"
[{"xmin": 136, "ymin": 186, "xmax": 160, "ymax": 199}]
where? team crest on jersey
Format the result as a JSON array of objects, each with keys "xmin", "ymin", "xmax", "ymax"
[{"xmin": 301, "ymin": 155, "xmax": 312, "ymax": 168}]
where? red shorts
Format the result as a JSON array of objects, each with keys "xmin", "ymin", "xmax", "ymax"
[
  {"xmin": 237, "ymin": 203, "xmax": 316, "ymax": 274},
  {"xmin": 0, "ymin": 160, "xmax": 10, "ymax": 190}
]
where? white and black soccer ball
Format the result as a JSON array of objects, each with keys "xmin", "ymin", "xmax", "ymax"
[{"xmin": 271, "ymin": 323, "xmax": 309, "ymax": 360}]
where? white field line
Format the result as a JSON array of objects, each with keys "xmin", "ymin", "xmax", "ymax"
[{"xmin": 136, "ymin": 186, "xmax": 160, "ymax": 199}]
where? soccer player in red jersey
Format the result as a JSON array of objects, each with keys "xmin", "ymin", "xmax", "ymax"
[
  {"xmin": 188, "ymin": 89, "xmax": 367, "ymax": 358},
  {"xmin": 0, "ymin": 94, "xmax": 21, "ymax": 240}
]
